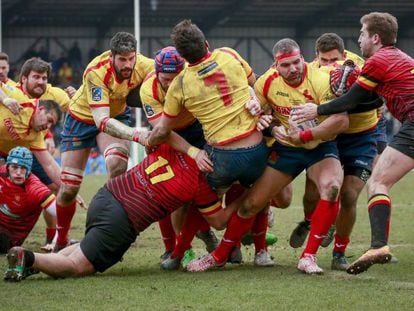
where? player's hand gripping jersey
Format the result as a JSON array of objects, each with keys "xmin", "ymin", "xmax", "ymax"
[{"xmin": 255, "ymin": 63, "xmax": 333, "ymax": 149}]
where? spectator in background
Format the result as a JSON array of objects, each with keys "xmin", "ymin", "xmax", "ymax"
[
  {"xmin": 37, "ymin": 46, "xmax": 50, "ymax": 62},
  {"xmin": 88, "ymin": 47, "xmax": 99, "ymax": 62},
  {"xmin": 68, "ymin": 41, "xmax": 83, "ymax": 72},
  {"xmin": 57, "ymin": 61, "xmax": 73, "ymax": 88}
]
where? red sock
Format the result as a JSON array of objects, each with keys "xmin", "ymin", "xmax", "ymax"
[
  {"xmin": 301, "ymin": 199, "xmax": 339, "ymax": 257},
  {"xmin": 172, "ymin": 206, "xmax": 205, "ymax": 258},
  {"xmin": 212, "ymin": 212, "xmax": 254, "ymax": 264},
  {"xmin": 225, "ymin": 184, "xmax": 245, "ymax": 206},
  {"xmin": 198, "ymin": 214, "xmax": 211, "ymax": 233},
  {"xmin": 56, "ymin": 201, "xmax": 76, "ymax": 246},
  {"xmin": 45, "ymin": 228, "xmax": 56, "ymax": 244},
  {"xmin": 252, "ymin": 209, "xmax": 268, "ymax": 253},
  {"xmin": 158, "ymin": 215, "xmax": 176, "ymax": 252},
  {"xmin": 333, "ymin": 233, "xmax": 350, "ymax": 254}
]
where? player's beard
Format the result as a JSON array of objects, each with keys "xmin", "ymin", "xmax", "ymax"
[
  {"xmin": 114, "ymin": 65, "xmax": 133, "ymax": 81},
  {"xmin": 286, "ymin": 71, "xmax": 302, "ymax": 85},
  {"xmin": 27, "ymin": 83, "xmax": 46, "ymax": 98}
]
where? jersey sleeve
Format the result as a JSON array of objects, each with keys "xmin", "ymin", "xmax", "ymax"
[
  {"xmin": 356, "ymin": 57, "xmax": 383, "ymax": 91},
  {"xmin": 192, "ymin": 174, "xmax": 221, "ymax": 216},
  {"xmin": 136, "ymin": 54, "xmax": 156, "ymax": 82},
  {"xmin": 84, "ymin": 71, "xmax": 110, "ymax": 110},
  {"xmin": 163, "ymin": 75, "xmax": 185, "ymax": 118},
  {"xmin": 140, "ymin": 75, "xmax": 164, "ymax": 121},
  {"xmin": 28, "ymin": 133, "xmax": 48, "ymax": 151},
  {"xmin": 26, "ymin": 174, "xmax": 56, "ymax": 209},
  {"xmin": 43, "ymin": 85, "xmax": 71, "ymax": 111},
  {"xmin": 218, "ymin": 47, "xmax": 254, "ymax": 79}
]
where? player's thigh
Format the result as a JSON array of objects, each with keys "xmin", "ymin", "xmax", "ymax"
[
  {"xmin": 67, "ymin": 245, "xmax": 96, "ymax": 276},
  {"xmin": 244, "ymin": 166, "xmax": 293, "ymax": 214},
  {"xmin": 307, "ymin": 157, "xmax": 343, "ymax": 198},
  {"xmin": 370, "ymin": 146, "xmax": 414, "ymax": 189},
  {"xmin": 61, "ymin": 148, "xmax": 91, "ymax": 170},
  {"xmin": 96, "ymin": 132, "xmax": 130, "ymax": 155}
]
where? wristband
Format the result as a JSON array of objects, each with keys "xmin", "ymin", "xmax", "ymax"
[
  {"xmin": 98, "ymin": 117, "xmax": 110, "ymax": 132},
  {"xmin": 132, "ymin": 130, "xmax": 141, "ymax": 143},
  {"xmin": 299, "ymin": 129, "xmax": 314, "ymax": 143},
  {"xmin": 187, "ymin": 146, "xmax": 200, "ymax": 159}
]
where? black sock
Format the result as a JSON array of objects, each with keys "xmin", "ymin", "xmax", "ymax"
[
  {"xmin": 24, "ymin": 250, "xmax": 35, "ymax": 268},
  {"xmin": 368, "ymin": 194, "xmax": 391, "ymax": 248}
]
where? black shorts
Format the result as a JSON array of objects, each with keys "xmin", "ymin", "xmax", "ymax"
[
  {"xmin": 80, "ymin": 187, "xmax": 137, "ymax": 273},
  {"xmin": 389, "ymin": 120, "xmax": 414, "ymax": 159}
]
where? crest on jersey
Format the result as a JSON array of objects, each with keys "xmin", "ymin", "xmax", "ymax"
[
  {"xmin": 144, "ymin": 104, "xmax": 155, "ymax": 116},
  {"xmin": 91, "ymin": 87, "xmax": 102, "ymax": 102}
]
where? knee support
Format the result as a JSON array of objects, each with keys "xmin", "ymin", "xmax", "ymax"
[
  {"xmin": 60, "ymin": 167, "xmax": 84, "ymax": 201},
  {"xmin": 104, "ymin": 143, "xmax": 129, "ymax": 163}
]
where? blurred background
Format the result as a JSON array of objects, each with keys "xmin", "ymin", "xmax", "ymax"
[{"xmin": 2, "ymin": 0, "xmax": 414, "ymax": 81}]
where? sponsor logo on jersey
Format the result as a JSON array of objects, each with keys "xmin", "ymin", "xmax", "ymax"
[
  {"xmin": 276, "ymin": 91, "xmax": 289, "ymax": 97},
  {"xmin": 0, "ymin": 203, "xmax": 20, "ymax": 219},
  {"xmin": 91, "ymin": 86, "xmax": 103, "ymax": 102},
  {"xmin": 144, "ymin": 104, "xmax": 155, "ymax": 117},
  {"xmin": 4, "ymin": 118, "xmax": 20, "ymax": 141},
  {"xmin": 198, "ymin": 62, "xmax": 218, "ymax": 76}
]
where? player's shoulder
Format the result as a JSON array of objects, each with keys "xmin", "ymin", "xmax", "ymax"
[
  {"xmin": 216, "ymin": 47, "xmax": 242, "ymax": 59},
  {"xmin": 256, "ymin": 67, "xmax": 279, "ymax": 86},
  {"xmin": 84, "ymin": 51, "xmax": 112, "ymax": 77},
  {"xmin": 308, "ymin": 63, "xmax": 330, "ymax": 78},
  {"xmin": 25, "ymin": 173, "xmax": 48, "ymax": 192},
  {"xmin": 344, "ymin": 50, "xmax": 364, "ymax": 67},
  {"xmin": 136, "ymin": 53, "xmax": 155, "ymax": 70}
]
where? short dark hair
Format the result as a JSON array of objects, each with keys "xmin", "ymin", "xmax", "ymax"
[
  {"xmin": 361, "ymin": 12, "xmax": 398, "ymax": 46},
  {"xmin": 315, "ymin": 33, "xmax": 345, "ymax": 54},
  {"xmin": 110, "ymin": 32, "xmax": 137, "ymax": 55},
  {"xmin": 39, "ymin": 100, "xmax": 62, "ymax": 123},
  {"xmin": 0, "ymin": 52, "xmax": 9, "ymax": 62},
  {"xmin": 19, "ymin": 57, "xmax": 51, "ymax": 82},
  {"xmin": 170, "ymin": 19, "xmax": 207, "ymax": 64},
  {"xmin": 272, "ymin": 38, "xmax": 300, "ymax": 57}
]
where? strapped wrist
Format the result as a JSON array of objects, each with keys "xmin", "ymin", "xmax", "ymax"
[
  {"xmin": 299, "ymin": 129, "xmax": 314, "ymax": 143},
  {"xmin": 187, "ymin": 146, "xmax": 200, "ymax": 159}
]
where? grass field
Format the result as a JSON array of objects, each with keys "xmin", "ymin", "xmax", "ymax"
[{"xmin": 2, "ymin": 172, "xmax": 414, "ymax": 310}]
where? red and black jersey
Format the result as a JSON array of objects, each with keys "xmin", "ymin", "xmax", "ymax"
[
  {"xmin": 106, "ymin": 144, "xmax": 219, "ymax": 234},
  {"xmin": 356, "ymin": 46, "xmax": 414, "ymax": 122},
  {"xmin": 0, "ymin": 166, "xmax": 55, "ymax": 246}
]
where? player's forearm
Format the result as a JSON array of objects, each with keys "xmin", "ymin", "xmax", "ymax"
[
  {"xmin": 148, "ymin": 124, "xmax": 171, "ymax": 147},
  {"xmin": 99, "ymin": 117, "xmax": 134, "ymax": 140},
  {"xmin": 92, "ymin": 107, "xmax": 147, "ymax": 145},
  {"xmin": 317, "ymin": 84, "xmax": 380, "ymax": 115},
  {"xmin": 35, "ymin": 151, "xmax": 62, "ymax": 187},
  {"xmin": 166, "ymin": 132, "xmax": 193, "ymax": 154},
  {"xmin": 312, "ymin": 113, "xmax": 349, "ymax": 141}
]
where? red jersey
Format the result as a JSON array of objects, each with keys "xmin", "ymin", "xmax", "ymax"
[
  {"xmin": 106, "ymin": 144, "xmax": 220, "ymax": 233},
  {"xmin": 356, "ymin": 46, "xmax": 414, "ymax": 122},
  {"xmin": 0, "ymin": 166, "xmax": 55, "ymax": 246}
]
